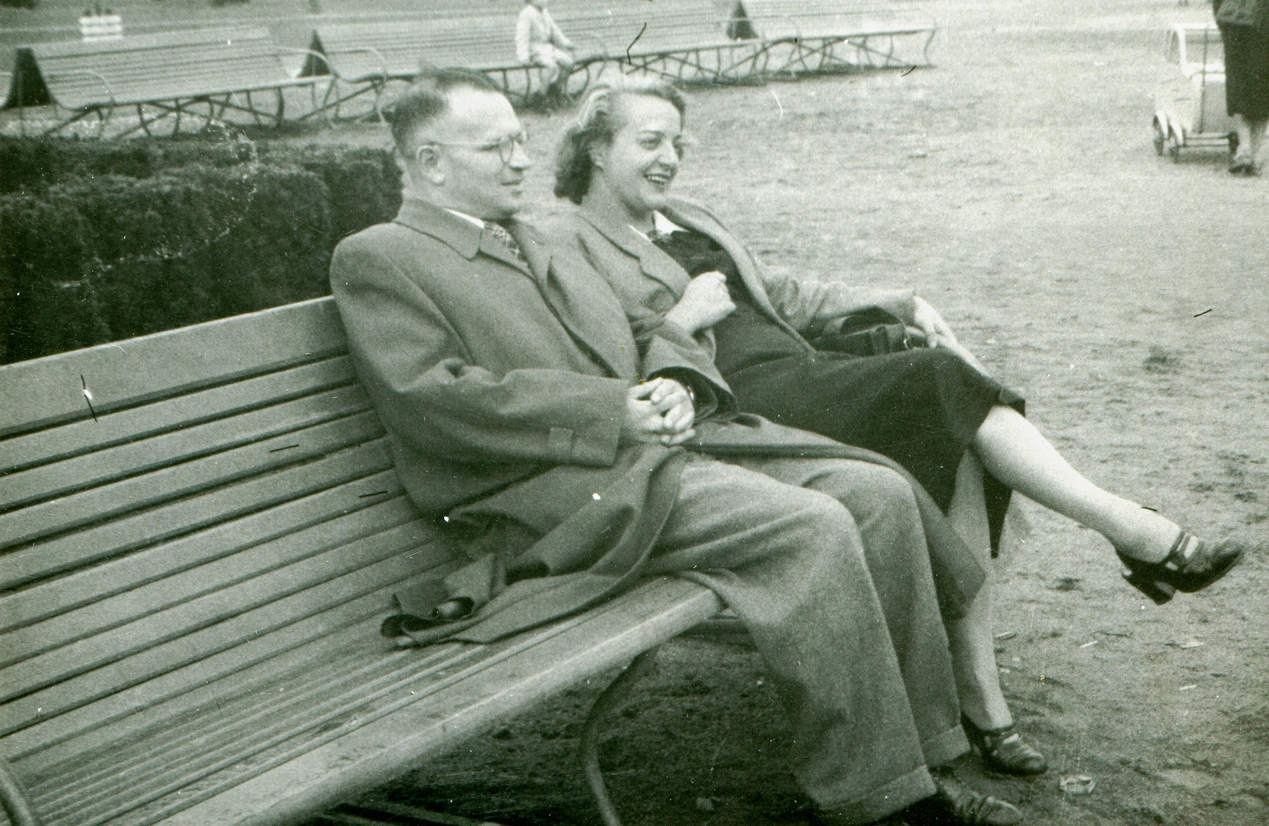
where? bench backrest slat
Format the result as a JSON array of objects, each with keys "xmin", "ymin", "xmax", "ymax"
[
  {"xmin": 0, "ymin": 355, "xmax": 358, "ymax": 480},
  {"xmin": 0, "ymin": 428, "xmax": 391, "ymax": 590},
  {"xmin": 559, "ymin": 1, "xmax": 731, "ymax": 56},
  {"xmin": 0, "ymin": 297, "xmax": 347, "ymax": 440},
  {"xmin": 0, "ymin": 468, "xmax": 401, "ymax": 632},
  {"xmin": 0, "ymin": 382, "xmax": 371, "ymax": 520},
  {"xmin": 0, "ymin": 494, "xmax": 419, "ymax": 672}
]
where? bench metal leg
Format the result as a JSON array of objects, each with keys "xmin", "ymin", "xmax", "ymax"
[
  {"xmin": 0, "ymin": 757, "xmax": 43, "ymax": 826},
  {"xmin": 581, "ymin": 646, "xmax": 662, "ymax": 826}
]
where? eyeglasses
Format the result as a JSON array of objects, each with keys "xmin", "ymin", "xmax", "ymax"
[{"xmin": 418, "ymin": 128, "xmax": 530, "ymax": 165}]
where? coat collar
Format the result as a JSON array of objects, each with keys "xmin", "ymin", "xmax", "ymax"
[
  {"xmin": 394, "ymin": 195, "xmax": 545, "ymax": 278},
  {"xmin": 393, "ymin": 196, "xmax": 633, "ymax": 378},
  {"xmin": 575, "ymin": 204, "xmax": 693, "ymax": 295}
]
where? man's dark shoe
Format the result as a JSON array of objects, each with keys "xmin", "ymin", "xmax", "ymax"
[{"xmin": 913, "ymin": 767, "xmax": 1023, "ymax": 826}]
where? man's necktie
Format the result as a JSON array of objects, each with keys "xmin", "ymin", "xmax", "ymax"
[
  {"xmin": 646, "ymin": 228, "xmax": 678, "ymax": 245},
  {"xmin": 484, "ymin": 221, "xmax": 526, "ymax": 264}
]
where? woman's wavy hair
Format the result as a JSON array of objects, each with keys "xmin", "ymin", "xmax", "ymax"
[{"xmin": 553, "ymin": 75, "xmax": 687, "ymax": 205}]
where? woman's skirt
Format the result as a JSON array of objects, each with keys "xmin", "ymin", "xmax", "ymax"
[
  {"xmin": 724, "ymin": 346, "xmax": 1025, "ymax": 554},
  {"xmin": 1220, "ymin": 23, "xmax": 1269, "ymax": 120}
]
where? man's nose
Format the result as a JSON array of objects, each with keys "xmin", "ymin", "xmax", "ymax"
[{"xmin": 509, "ymin": 139, "xmax": 532, "ymax": 170}]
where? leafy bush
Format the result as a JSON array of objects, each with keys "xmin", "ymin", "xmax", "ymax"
[{"xmin": 0, "ymin": 139, "xmax": 403, "ymax": 363}]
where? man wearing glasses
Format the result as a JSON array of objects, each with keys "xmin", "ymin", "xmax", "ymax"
[{"xmin": 329, "ymin": 67, "xmax": 1022, "ymax": 826}]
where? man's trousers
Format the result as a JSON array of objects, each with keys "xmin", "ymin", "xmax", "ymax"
[{"xmin": 645, "ymin": 454, "xmax": 969, "ymax": 824}]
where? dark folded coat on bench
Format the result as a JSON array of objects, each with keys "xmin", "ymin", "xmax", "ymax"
[{"xmin": 331, "ymin": 198, "xmax": 982, "ymax": 646}]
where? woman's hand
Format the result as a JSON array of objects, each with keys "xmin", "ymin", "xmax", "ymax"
[
  {"xmin": 664, "ymin": 271, "xmax": 735, "ymax": 334},
  {"xmin": 620, "ymin": 378, "xmax": 696, "ymax": 446},
  {"xmin": 910, "ymin": 296, "xmax": 992, "ymax": 372},
  {"xmin": 912, "ymin": 296, "xmax": 959, "ymax": 349}
]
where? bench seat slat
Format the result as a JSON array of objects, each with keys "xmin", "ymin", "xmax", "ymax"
[
  {"xmin": 32, "ymin": 636, "xmax": 476, "ymax": 796},
  {"xmin": 0, "ymin": 437, "xmax": 394, "ymax": 591},
  {"xmin": 0, "ymin": 519, "xmax": 436, "ymax": 705},
  {"xmin": 4, "ymin": 565, "xmax": 454, "ymax": 767},
  {"xmin": 40, "ymin": 642, "xmax": 486, "ymax": 822},
  {"xmin": 0, "ymin": 384, "xmax": 370, "ymax": 513},
  {"xmin": 0, "ymin": 355, "xmax": 357, "ymax": 477},
  {"xmin": 0, "ymin": 494, "xmax": 420, "ymax": 670},
  {"xmin": 0, "ymin": 534, "xmax": 445, "ymax": 735},
  {"xmin": 0, "ymin": 468, "xmax": 403, "ymax": 634}
]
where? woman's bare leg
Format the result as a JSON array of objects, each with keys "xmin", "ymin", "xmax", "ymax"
[
  {"xmin": 972, "ymin": 405, "xmax": 1178, "ymax": 562},
  {"xmin": 945, "ymin": 452, "xmax": 1012, "ymax": 730}
]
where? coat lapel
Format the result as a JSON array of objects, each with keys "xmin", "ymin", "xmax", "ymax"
[
  {"xmin": 577, "ymin": 210, "xmax": 693, "ymax": 297},
  {"xmin": 395, "ymin": 197, "xmax": 535, "ymax": 276},
  {"xmin": 661, "ymin": 199, "xmax": 790, "ymax": 326},
  {"xmin": 513, "ymin": 219, "xmax": 639, "ymax": 381}
]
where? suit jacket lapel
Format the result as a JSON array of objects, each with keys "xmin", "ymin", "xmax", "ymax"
[{"xmin": 514, "ymin": 219, "xmax": 639, "ymax": 381}]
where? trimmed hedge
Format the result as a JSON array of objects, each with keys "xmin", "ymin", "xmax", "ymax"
[{"xmin": 0, "ymin": 139, "xmax": 402, "ymax": 363}]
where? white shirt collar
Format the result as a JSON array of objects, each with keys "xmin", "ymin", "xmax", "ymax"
[
  {"xmin": 445, "ymin": 208, "xmax": 486, "ymax": 228},
  {"xmin": 630, "ymin": 211, "xmax": 687, "ymax": 239}
]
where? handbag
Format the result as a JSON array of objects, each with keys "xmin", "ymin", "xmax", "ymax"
[{"xmin": 808, "ymin": 307, "xmax": 912, "ymax": 357}]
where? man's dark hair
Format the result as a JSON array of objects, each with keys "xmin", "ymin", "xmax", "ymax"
[
  {"xmin": 553, "ymin": 76, "xmax": 687, "ymax": 205},
  {"xmin": 389, "ymin": 67, "xmax": 502, "ymax": 158}
]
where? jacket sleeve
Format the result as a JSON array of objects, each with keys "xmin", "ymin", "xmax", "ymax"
[
  {"xmin": 761, "ymin": 265, "xmax": 918, "ymax": 336},
  {"xmin": 331, "ymin": 236, "xmax": 627, "ymax": 468},
  {"xmin": 547, "ymin": 10, "xmax": 573, "ymax": 49},
  {"xmin": 689, "ymin": 199, "xmax": 919, "ymax": 335}
]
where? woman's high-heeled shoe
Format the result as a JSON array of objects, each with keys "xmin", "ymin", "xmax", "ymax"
[
  {"xmin": 961, "ymin": 714, "xmax": 1048, "ymax": 776},
  {"xmin": 1115, "ymin": 531, "xmax": 1244, "ymax": 605}
]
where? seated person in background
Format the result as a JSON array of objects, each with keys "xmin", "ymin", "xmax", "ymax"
[
  {"xmin": 547, "ymin": 75, "xmax": 1245, "ymax": 776},
  {"xmin": 515, "ymin": 0, "xmax": 575, "ymax": 105},
  {"xmin": 331, "ymin": 67, "xmax": 1025, "ymax": 826}
]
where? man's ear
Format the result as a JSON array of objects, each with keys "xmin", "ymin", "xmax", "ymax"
[{"xmin": 414, "ymin": 144, "xmax": 446, "ymax": 185}]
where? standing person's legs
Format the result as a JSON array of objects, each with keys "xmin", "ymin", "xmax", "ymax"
[{"xmin": 645, "ymin": 456, "xmax": 941, "ymax": 823}]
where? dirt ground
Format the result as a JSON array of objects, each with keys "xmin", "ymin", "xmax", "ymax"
[
  {"xmin": 324, "ymin": 2, "xmax": 1269, "ymax": 824},
  {"xmin": 5, "ymin": 0, "xmax": 1266, "ymax": 823}
]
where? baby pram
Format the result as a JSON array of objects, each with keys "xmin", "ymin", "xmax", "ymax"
[{"xmin": 1153, "ymin": 24, "xmax": 1234, "ymax": 161}]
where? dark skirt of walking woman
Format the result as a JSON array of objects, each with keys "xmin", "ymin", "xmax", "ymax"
[{"xmin": 1216, "ymin": 0, "xmax": 1269, "ymax": 118}]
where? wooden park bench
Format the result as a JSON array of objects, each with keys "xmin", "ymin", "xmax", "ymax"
[
  {"xmin": 0, "ymin": 297, "xmax": 723, "ymax": 826},
  {"xmin": 298, "ymin": 15, "xmax": 599, "ymax": 118},
  {"xmin": 729, "ymin": 0, "xmax": 940, "ymax": 77},
  {"xmin": 0, "ymin": 28, "xmax": 317, "ymax": 138}
]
